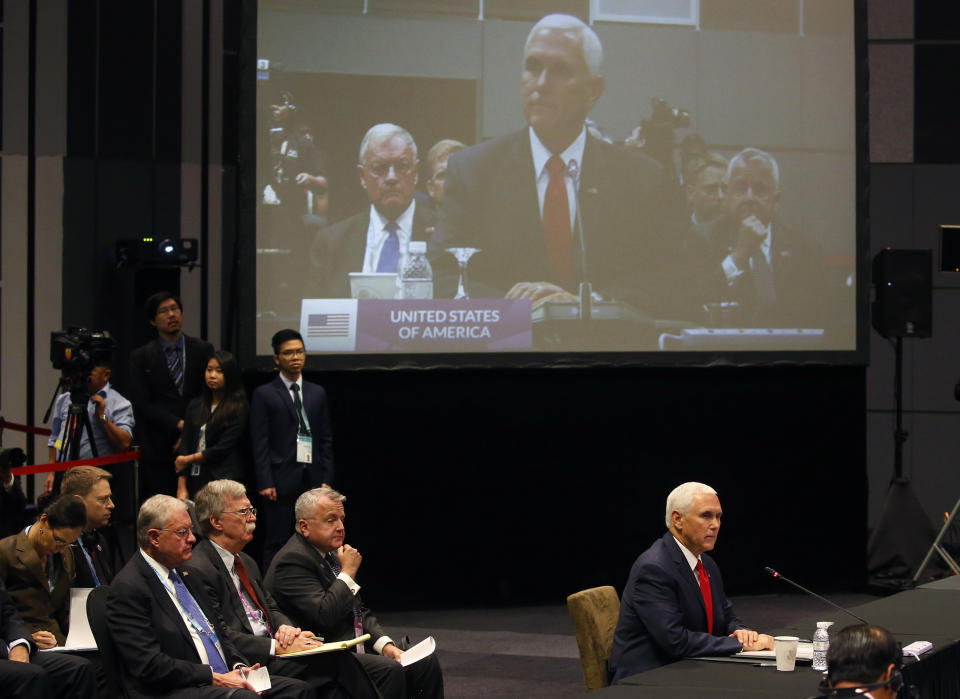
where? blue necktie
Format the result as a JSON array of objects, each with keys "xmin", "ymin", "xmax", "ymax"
[
  {"xmin": 326, "ymin": 552, "xmax": 365, "ymax": 653},
  {"xmin": 376, "ymin": 222, "xmax": 400, "ymax": 273},
  {"xmin": 168, "ymin": 570, "xmax": 229, "ymax": 673},
  {"xmin": 166, "ymin": 345, "xmax": 184, "ymax": 395}
]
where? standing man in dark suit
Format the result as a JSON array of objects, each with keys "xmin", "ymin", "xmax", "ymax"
[
  {"xmin": 251, "ymin": 329, "xmax": 335, "ymax": 569},
  {"xmin": 107, "ymin": 494, "xmax": 312, "ymax": 698},
  {"xmin": 433, "ymin": 14, "xmax": 681, "ymax": 319},
  {"xmin": 61, "ymin": 465, "xmax": 125, "ymax": 587},
  {"xmin": 0, "ymin": 578, "xmax": 95, "ymax": 698},
  {"xmin": 266, "ymin": 488, "xmax": 443, "ymax": 699},
  {"xmin": 189, "ymin": 479, "xmax": 385, "ymax": 698},
  {"xmin": 309, "ymin": 123, "xmax": 435, "ymax": 299},
  {"xmin": 128, "ymin": 291, "xmax": 214, "ymax": 501},
  {"xmin": 686, "ymin": 148, "xmax": 826, "ymax": 328},
  {"xmin": 609, "ymin": 482, "xmax": 773, "ymax": 682}
]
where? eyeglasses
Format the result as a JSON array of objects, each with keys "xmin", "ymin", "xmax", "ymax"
[
  {"xmin": 365, "ymin": 160, "xmax": 415, "ymax": 179},
  {"xmin": 279, "ymin": 348, "xmax": 305, "ymax": 358},
  {"xmin": 224, "ymin": 507, "xmax": 258, "ymax": 518},
  {"xmin": 155, "ymin": 304, "xmax": 181, "ymax": 316},
  {"xmin": 158, "ymin": 527, "xmax": 192, "ymax": 539}
]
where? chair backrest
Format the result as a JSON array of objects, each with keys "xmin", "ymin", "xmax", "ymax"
[
  {"xmin": 86, "ymin": 584, "xmax": 127, "ymax": 698},
  {"xmin": 566, "ymin": 585, "xmax": 620, "ymax": 691}
]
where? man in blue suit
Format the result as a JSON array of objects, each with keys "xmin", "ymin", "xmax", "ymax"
[
  {"xmin": 609, "ymin": 482, "xmax": 774, "ymax": 682},
  {"xmin": 251, "ymin": 329, "xmax": 335, "ymax": 568}
]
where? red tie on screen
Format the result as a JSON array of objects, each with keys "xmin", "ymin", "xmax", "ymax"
[
  {"xmin": 543, "ymin": 155, "xmax": 573, "ymax": 284},
  {"xmin": 695, "ymin": 559, "xmax": 714, "ymax": 633}
]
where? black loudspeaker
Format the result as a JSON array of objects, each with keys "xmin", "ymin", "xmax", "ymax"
[{"xmin": 871, "ymin": 249, "xmax": 932, "ymax": 338}]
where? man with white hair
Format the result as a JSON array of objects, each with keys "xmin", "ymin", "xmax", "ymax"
[
  {"xmin": 687, "ymin": 147, "xmax": 826, "ymax": 327},
  {"xmin": 608, "ymin": 482, "xmax": 773, "ymax": 681},
  {"xmin": 107, "ymin": 494, "xmax": 312, "ymax": 697},
  {"xmin": 310, "ymin": 123, "xmax": 436, "ymax": 298},
  {"xmin": 434, "ymin": 13, "xmax": 679, "ymax": 320}
]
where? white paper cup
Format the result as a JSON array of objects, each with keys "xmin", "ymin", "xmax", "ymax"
[{"xmin": 774, "ymin": 635, "xmax": 799, "ymax": 671}]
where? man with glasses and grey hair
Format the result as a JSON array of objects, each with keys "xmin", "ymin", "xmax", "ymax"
[
  {"xmin": 687, "ymin": 147, "xmax": 826, "ymax": 328},
  {"xmin": 309, "ymin": 123, "xmax": 437, "ymax": 298},
  {"xmin": 188, "ymin": 480, "xmax": 384, "ymax": 699},
  {"xmin": 107, "ymin": 494, "xmax": 312, "ymax": 697},
  {"xmin": 608, "ymin": 482, "xmax": 774, "ymax": 682}
]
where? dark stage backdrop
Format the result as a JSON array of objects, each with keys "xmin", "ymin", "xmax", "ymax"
[{"xmin": 245, "ymin": 363, "xmax": 867, "ymax": 610}]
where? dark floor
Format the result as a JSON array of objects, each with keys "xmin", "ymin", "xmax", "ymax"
[{"xmin": 380, "ymin": 592, "xmax": 882, "ymax": 699}]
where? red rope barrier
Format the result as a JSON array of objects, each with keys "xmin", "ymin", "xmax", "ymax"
[
  {"xmin": 11, "ymin": 450, "xmax": 141, "ymax": 476},
  {"xmin": 0, "ymin": 418, "xmax": 52, "ymax": 437}
]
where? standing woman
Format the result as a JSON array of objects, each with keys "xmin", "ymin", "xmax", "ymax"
[
  {"xmin": 0, "ymin": 493, "xmax": 86, "ymax": 647},
  {"xmin": 176, "ymin": 350, "xmax": 250, "ymax": 499}
]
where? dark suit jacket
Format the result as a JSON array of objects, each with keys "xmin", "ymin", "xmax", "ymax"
[
  {"xmin": 433, "ymin": 129, "xmax": 684, "ymax": 313},
  {"xmin": 70, "ymin": 528, "xmax": 124, "ymax": 588},
  {"xmin": 0, "ymin": 531, "xmax": 75, "ymax": 644},
  {"xmin": 0, "ymin": 481, "xmax": 28, "ymax": 539},
  {"xmin": 128, "ymin": 335, "xmax": 215, "ymax": 468},
  {"xmin": 186, "ymin": 539, "xmax": 292, "ymax": 664},
  {"xmin": 685, "ymin": 216, "xmax": 826, "ymax": 328},
  {"xmin": 250, "ymin": 376, "xmax": 334, "ymax": 496},
  {"xmin": 264, "ymin": 532, "xmax": 386, "ymax": 651},
  {"xmin": 0, "ymin": 579, "xmax": 36, "ymax": 659},
  {"xmin": 609, "ymin": 532, "xmax": 744, "ymax": 682},
  {"xmin": 308, "ymin": 201, "xmax": 437, "ymax": 298},
  {"xmin": 107, "ymin": 552, "xmax": 247, "ymax": 696},
  {"xmin": 178, "ymin": 398, "xmax": 249, "ymax": 495}
]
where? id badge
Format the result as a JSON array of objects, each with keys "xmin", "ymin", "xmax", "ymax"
[
  {"xmin": 297, "ymin": 434, "xmax": 313, "ymax": 463},
  {"xmin": 190, "ymin": 463, "xmax": 201, "ymax": 477}
]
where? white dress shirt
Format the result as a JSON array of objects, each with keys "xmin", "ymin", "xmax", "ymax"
[
  {"xmin": 362, "ymin": 200, "xmax": 417, "ymax": 274},
  {"xmin": 529, "ymin": 125, "xmax": 586, "ymax": 230},
  {"xmin": 209, "ymin": 540, "xmax": 275, "ymax": 655}
]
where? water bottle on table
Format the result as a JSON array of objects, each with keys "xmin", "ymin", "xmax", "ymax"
[{"xmin": 400, "ymin": 241, "xmax": 433, "ymax": 299}]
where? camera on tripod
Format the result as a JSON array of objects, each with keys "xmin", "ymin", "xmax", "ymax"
[{"xmin": 50, "ymin": 327, "xmax": 116, "ymax": 403}]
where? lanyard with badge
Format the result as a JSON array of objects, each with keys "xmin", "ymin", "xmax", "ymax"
[{"xmin": 293, "ymin": 387, "xmax": 312, "ymax": 464}]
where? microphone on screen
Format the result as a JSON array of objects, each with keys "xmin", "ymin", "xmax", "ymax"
[{"xmin": 764, "ymin": 566, "xmax": 870, "ymax": 625}]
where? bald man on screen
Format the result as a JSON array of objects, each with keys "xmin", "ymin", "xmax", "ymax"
[{"xmin": 608, "ymin": 482, "xmax": 773, "ymax": 681}]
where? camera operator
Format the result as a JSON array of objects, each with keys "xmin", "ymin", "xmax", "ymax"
[{"xmin": 44, "ymin": 358, "xmax": 134, "ymax": 495}]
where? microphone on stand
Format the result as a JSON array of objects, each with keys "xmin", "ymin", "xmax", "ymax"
[
  {"xmin": 764, "ymin": 566, "xmax": 870, "ymax": 625},
  {"xmin": 566, "ymin": 159, "xmax": 591, "ymax": 324}
]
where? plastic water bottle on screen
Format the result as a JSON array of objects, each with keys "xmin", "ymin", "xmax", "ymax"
[
  {"xmin": 400, "ymin": 241, "xmax": 433, "ymax": 299},
  {"xmin": 811, "ymin": 621, "xmax": 833, "ymax": 671}
]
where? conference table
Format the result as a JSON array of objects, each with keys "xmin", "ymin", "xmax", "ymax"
[{"xmin": 585, "ymin": 578, "xmax": 960, "ymax": 698}]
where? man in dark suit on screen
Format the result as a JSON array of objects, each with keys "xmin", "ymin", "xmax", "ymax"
[
  {"xmin": 309, "ymin": 123, "xmax": 435, "ymax": 299},
  {"xmin": 251, "ymin": 329, "xmax": 335, "ymax": 569},
  {"xmin": 608, "ymin": 482, "xmax": 773, "ymax": 682},
  {"xmin": 188, "ymin": 479, "xmax": 384, "ymax": 698},
  {"xmin": 433, "ymin": 13, "xmax": 681, "ymax": 318},
  {"xmin": 107, "ymin": 494, "xmax": 312, "ymax": 698},
  {"xmin": 265, "ymin": 488, "xmax": 442, "ymax": 699},
  {"xmin": 128, "ymin": 291, "xmax": 214, "ymax": 501}
]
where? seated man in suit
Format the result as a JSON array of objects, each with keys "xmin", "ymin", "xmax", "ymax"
[
  {"xmin": 189, "ymin": 479, "xmax": 385, "ymax": 699},
  {"xmin": 609, "ymin": 482, "xmax": 773, "ymax": 681},
  {"xmin": 823, "ymin": 625, "xmax": 905, "ymax": 699},
  {"xmin": 309, "ymin": 123, "xmax": 436, "ymax": 299},
  {"xmin": 0, "ymin": 578, "xmax": 95, "ymax": 699},
  {"xmin": 266, "ymin": 488, "xmax": 443, "ymax": 699},
  {"xmin": 106, "ymin": 494, "xmax": 312, "ymax": 698},
  {"xmin": 685, "ymin": 148, "xmax": 827, "ymax": 328},
  {"xmin": 433, "ymin": 14, "xmax": 682, "ymax": 318},
  {"xmin": 61, "ymin": 465, "xmax": 125, "ymax": 587}
]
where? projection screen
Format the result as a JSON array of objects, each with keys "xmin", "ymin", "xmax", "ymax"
[{"xmin": 254, "ymin": 0, "xmax": 861, "ymax": 363}]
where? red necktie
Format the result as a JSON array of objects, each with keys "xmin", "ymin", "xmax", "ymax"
[
  {"xmin": 543, "ymin": 155, "xmax": 572, "ymax": 285},
  {"xmin": 695, "ymin": 559, "xmax": 714, "ymax": 633},
  {"xmin": 234, "ymin": 555, "xmax": 271, "ymax": 632}
]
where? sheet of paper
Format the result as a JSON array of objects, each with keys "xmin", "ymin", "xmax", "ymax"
[
  {"xmin": 40, "ymin": 588, "xmax": 98, "ymax": 652},
  {"xmin": 736, "ymin": 641, "xmax": 813, "ymax": 661},
  {"xmin": 401, "ymin": 636, "xmax": 436, "ymax": 667},
  {"xmin": 245, "ymin": 666, "xmax": 271, "ymax": 692}
]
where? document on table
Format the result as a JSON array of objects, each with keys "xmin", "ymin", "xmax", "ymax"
[
  {"xmin": 736, "ymin": 642, "xmax": 814, "ymax": 661},
  {"xmin": 401, "ymin": 636, "xmax": 436, "ymax": 667},
  {"xmin": 41, "ymin": 588, "xmax": 98, "ymax": 652}
]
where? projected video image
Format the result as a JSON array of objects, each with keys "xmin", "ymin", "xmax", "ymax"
[{"xmin": 256, "ymin": 1, "xmax": 857, "ymax": 357}]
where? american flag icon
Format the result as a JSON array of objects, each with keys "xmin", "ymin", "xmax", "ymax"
[{"xmin": 307, "ymin": 313, "xmax": 350, "ymax": 338}]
